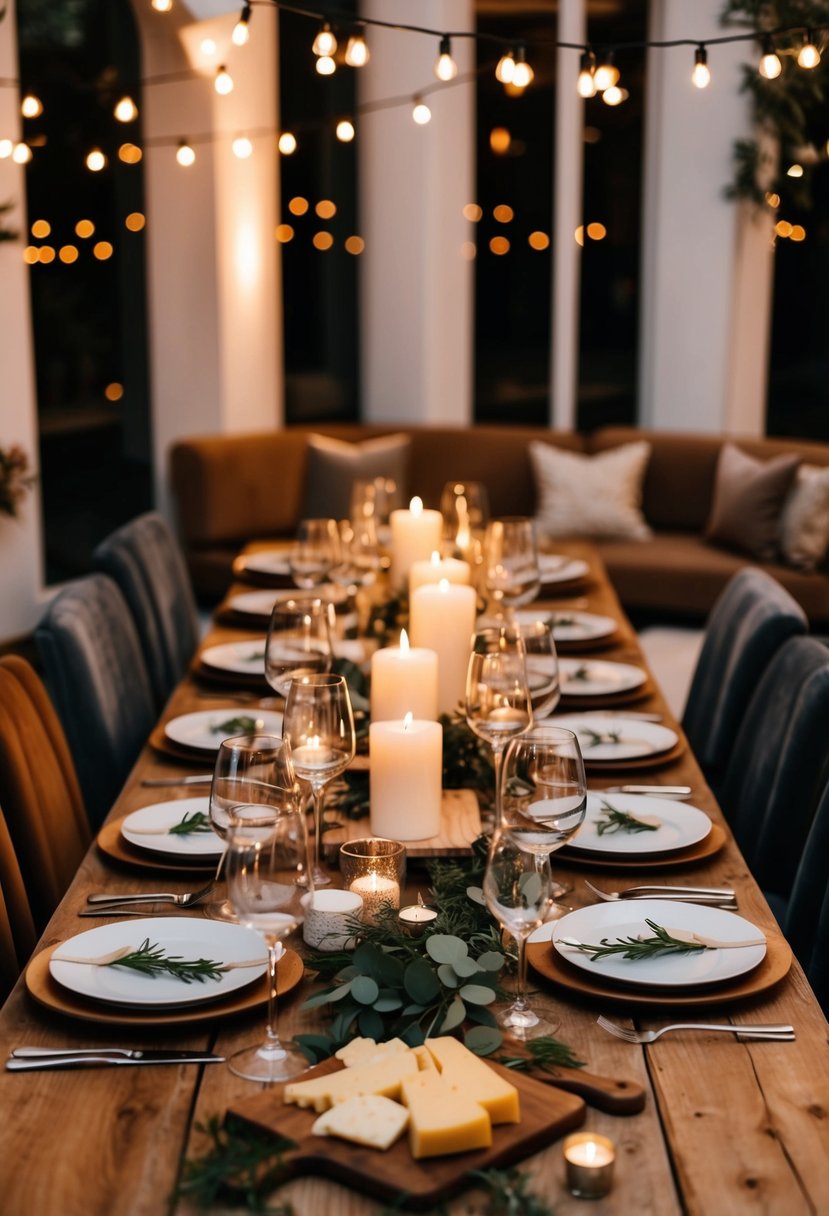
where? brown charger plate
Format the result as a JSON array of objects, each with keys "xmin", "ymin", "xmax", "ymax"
[
  {"xmin": 96, "ymin": 818, "xmax": 218, "ymax": 874},
  {"xmin": 554, "ymin": 632, "xmax": 622, "ymax": 654},
  {"xmin": 231, "ymin": 552, "xmax": 294, "ymax": 589},
  {"xmin": 149, "ymin": 724, "xmax": 221, "ymax": 766},
  {"xmin": 559, "ymin": 681, "xmax": 654, "ymax": 710},
  {"xmin": 25, "ymin": 945, "xmax": 304, "ymax": 1028},
  {"xmin": 580, "ymin": 737, "xmax": 687, "ymax": 772},
  {"xmin": 527, "ymin": 931, "xmax": 792, "ymax": 1010},
  {"xmin": 192, "ymin": 661, "xmax": 270, "ymax": 691},
  {"xmin": 556, "ymin": 822, "xmax": 726, "ymax": 871}
]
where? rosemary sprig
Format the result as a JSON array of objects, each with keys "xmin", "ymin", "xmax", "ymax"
[
  {"xmin": 565, "ymin": 919, "xmax": 707, "ymax": 963},
  {"xmin": 497, "ymin": 1034, "xmax": 585, "ymax": 1075},
  {"xmin": 175, "ymin": 1114, "xmax": 295, "ymax": 1213},
  {"xmin": 550, "ymin": 614, "xmax": 576, "ymax": 628},
  {"xmin": 582, "ymin": 729, "xmax": 622, "ymax": 748},
  {"xmin": 168, "ymin": 810, "xmax": 213, "ymax": 835},
  {"xmin": 211, "ymin": 715, "xmax": 261, "ymax": 735},
  {"xmin": 467, "ymin": 1166, "xmax": 556, "ymax": 1216},
  {"xmin": 594, "ymin": 800, "xmax": 660, "ymax": 836},
  {"xmin": 108, "ymin": 938, "xmax": 225, "ymax": 984},
  {"xmin": 566, "ymin": 664, "xmax": 592, "ymax": 683}
]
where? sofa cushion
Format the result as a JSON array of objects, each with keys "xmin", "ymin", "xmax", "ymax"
[
  {"xmin": 705, "ymin": 443, "xmax": 800, "ymax": 561},
  {"xmin": 530, "ymin": 440, "xmax": 652, "ymax": 540},
  {"xmin": 302, "ymin": 432, "xmax": 411, "ymax": 520},
  {"xmin": 780, "ymin": 464, "xmax": 829, "ymax": 571}
]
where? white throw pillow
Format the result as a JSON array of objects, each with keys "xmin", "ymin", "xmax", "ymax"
[
  {"xmin": 530, "ymin": 440, "xmax": 653, "ymax": 540},
  {"xmin": 780, "ymin": 463, "xmax": 829, "ymax": 571}
]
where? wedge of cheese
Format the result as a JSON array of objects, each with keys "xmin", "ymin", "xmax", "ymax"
[
  {"xmin": 335, "ymin": 1037, "xmax": 410, "ymax": 1069},
  {"xmin": 411, "ymin": 1044, "xmax": 437, "ymax": 1072},
  {"xmin": 424, "ymin": 1036, "xmax": 521, "ymax": 1124},
  {"xmin": 284, "ymin": 1053, "xmax": 420, "ymax": 1113},
  {"xmin": 400, "ymin": 1071, "xmax": 492, "ymax": 1159},
  {"xmin": 311, "ymin": 1094, "xmax": 410, "ymax": 1151}
]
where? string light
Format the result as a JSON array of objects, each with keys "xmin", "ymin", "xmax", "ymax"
[
  {"xmin": 495, "ymin": 49, "xmax": 515, "ymax": 84},
  {"xmin": 176, "ymin": 140, "xmax": 195, "ymax": 166},
  {"xmin": 593, "ymin": 54, "xmax": 619, "ymax": 92},
  {"xmin": 113, "ymin": 95, "xmax": 138, "ymax": 122},
  {"xmin": 151, "ymin": 0, "xmax": 172, "ymax": 11},
  {"xmin": 20, "ymin": 93, "xmax": 43, "ymax": 119},
  {"xmin": 214, "ymin": 65, "xmax": 234, "ymax": 95},
  {"xmin": 759, "ymin": 35, "xmax": 782, "ymax": 79},
  {"xmin": 602, "ymin": 85, "xmax": 625, "ymax": 106},
  {"xmin": 86, "ymin": 148, "xmax": 107, "ymax": 171},
  {"xmin": 336, "ymin": 119, "xmax": 355, "ymax": 142},
  {"xmin": 434, "ymin": 35, "xmax": 458, "ymax": 82},
  {"xmin": 345, "ymin": 31, "xmax": 370, "ymax": 67},
  {"xmin": 232, "ymin": 4, "xmax": 252, "ymax": 48},
  {"xmin": 412, "ymin": 96, "xmax": 432, "ymax": 125},
  {"xmin": 278, "ymin": 132, "xmax": 297, "ymax": 154},
  {"xmin": 511, "ymin": 45, "xmax": 534, "ymax": 89},
  {"xmin": 312, "ymin": 22, "xmax": 337, "ymax": 57},
  {"xmin": 0, "ymin": 139, "xmax": 12, "ymax": 158},
  {"xmin": 316, "ymin": 54, "xmax": 336, "ymax": 76},
  {"xmin": 692, "ymin": 45, "xmax": 711, "ymax": 89},
  {"xmin": 232, "ymin": 136, "xmax": 253, "ymax": 158},
  {"xmin": 577, "ymin": 50, "xmax": 597, "ymax": 98},
  {"xmin": 797, "ymin": 31, "xmax": 821, "ymax": 69}
]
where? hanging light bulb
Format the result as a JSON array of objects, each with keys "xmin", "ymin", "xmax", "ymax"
[
  {"xmin": 759, "ymin": 35, "xmax": 782, "ymax": 79},
  {"xmin": 495, "ymin": 49, "xmax": 515, "ymax": 84},
  {"xmin": 20, "ymin": 94, "xmax": 43, "ymax": 119},
  {"xmin": 232, "ymin": 4, "xmax": 252, "ymax": 47},
  {"xmin": 798, "ymin": 31, "xmax": 821, "ymax": 69},
  {"xmin": 232, "ymin": 136, "xmax": 253, "ymax": 159},
  {"xmin": 152, "ymin": 0, "xmax": 172, "ymax": 11},
  {"xmin": 86, "ymin": 148, "xmax": 107, "ymax": 172},
  {"xmin": 602, "ymin": 85, "xmax": 624, "ymax": 106},
  {"xmin": 113, "ymin": 95, "xmax": 138, "ymax": 123},
  {"xmin": 577, "ymin": 49, "xmax": 597, "ymax": 97},
  {"xmin": 434, "ymin": 35, "xmax": 458, "ymax": 81},
  {"xmin": 511, "ymin": 45, "xmax": 534, "ymax": 88},
  {"xmin": 316, "ymin": 55, "xmax": 336, "ymax": 76},
  {"xmin": 593, "ymin": 54, "xmax": 619, "ymax": 92},
  {"xmin": 277, "ymin": 132, "xmax": 297, "ymax": 155},
  {"xmin": 176, "ymin": 140, "xmax": 196, "ymax": 167},
  {"xmin": 345, "ymin": 31, "xmax": 370, "ymax": 67},
  {"xmin": 312, "ymin": 23, "xmax": 337, "ymax": 57},
  {"xmin": 412, "ymin": 97, "xmax": 432, "ymax": 125},
  {"xmin": 215, "ymin": 65, "xmax": 234, "ymax": 94},
  {"xmin": 12, "ymin": 142, "xmax": 32, "ymax": 164},
  {"xmin": 336, "ymin": 118, "xmax": 355, "ymax": 142},
  {"xmin": 692, "ymin": 45, "xmax": 711, "ymax": 89}
]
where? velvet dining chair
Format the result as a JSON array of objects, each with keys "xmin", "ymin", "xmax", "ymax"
[
  {"xmin": 93, "ymin": 510, "xmax": 201, "ymax": 712},
  {"xmin": 0, "ymin": 656, "xmax": 89, "ymax": 934},
  {"xmin": 0, "ymin": 802, "xmax": 37, "ymax": 1005},
  {"xmin": 681, "ymin": 568, "xmax": 807, "ymax": 797},
  {"xmin": 718, "ymin": 635, "xmax": 829, "ymax": 906},
  {"xmin": 35, "ymin": 574, "xmax": 156, "ymax": 832}
]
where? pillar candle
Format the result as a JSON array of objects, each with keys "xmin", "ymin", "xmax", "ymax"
[
  {"xmin": 409, "ymin": 550, "xmax": 471, "ymax": 599},
  {"xmin": 389, "ymin": 497, "xmax": 443, "ymax": 590},
  {"xmin": 370, "ymin": 629, "xmax": 439, "ymax": 722},
  {"xmin": 369, "ymin": 715, "xmax": 443, "ymax": 841},
  {"xmin": 409, "ymin": 579, "xmax": 478, "ymax": 715}
]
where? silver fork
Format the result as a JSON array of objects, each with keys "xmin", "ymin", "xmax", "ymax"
[
  {"xmin": 585, "ymin": 879, "xmax": 737, "ymax": 907},
  {"xmin": 85, "ymin": 881, "xmax": 215, "ymax": 909},
  {"xmin": 597, "ymin": 1015, "xmax": 795, "ymax": 1043}
]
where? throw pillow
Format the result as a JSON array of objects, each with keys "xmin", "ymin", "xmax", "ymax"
[
  {"xmin": 780, "ymin": 463, "xmax": 829, "ymax": 571},
  {"xmin": 705, "ymin": 443, "xmax": 800, "ymax": 562},
  {"xmin": 302, "ymin": 432, "xmax": 410, "ymax": 520},
  {"xmin": 529, "ymin": 440, "xmax": 653, "ymax": 540}
]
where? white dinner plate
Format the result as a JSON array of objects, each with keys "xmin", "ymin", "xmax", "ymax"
[
  {"xmin": 551, "ymin": 714, "xmax": 679, "ymax": 761},
  {"xmin": 199, "ymin": 638, "xmax": 268, "ymax": 676},
  {"xmin": 120, "ymin": 798, "xmax": 222, "ymax": 859},
  {"xmin": 227, "ymin": 586, "xmax": 349, "ymax": 618},
  {"xmin": 49, "ymin": 917, "xmax": 268, "ymax": 1008},
  {"xmin": 164, "ymin": 708, "xmax": 285, "ymax": 753},
  {"xmin": 240, "ymin": 552, "xmax": 292, "ymax": 577},
  {"xmin": 539, "ymin": 556, "xmax": 590, "ymax": 585},
  {"xmin": 549, "ymin": 611, "xmax": 617, "ymax": 643},
  {"xmin": 559, "ymin": 659, "xmax": 647, "ymax": 697},
  {"xmin": 566, "ymin": 793, "xmax": 712, "ymax": 856},
  {"xmin": 545, "ymin": 901, "xmax": 766, "ymax": 989}
]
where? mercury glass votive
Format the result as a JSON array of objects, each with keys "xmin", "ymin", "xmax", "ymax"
[
  {"xmin": 563, "ymin": 1132, "xmax": 616, "ymax": 1198},
  {"xmin": 339, "ymin": 838, "xmax": 405, "ymax": 924}
]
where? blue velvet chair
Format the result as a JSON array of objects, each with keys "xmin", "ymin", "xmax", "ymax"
[
  {"xmin": 93, "ymin": 511, "xmax": 200, "ymax": 712},
  {"xmin": 682, "ymin": 568, "xmax": 807, "ymax": 797},
  {"xmin": 35, "ymin": 575, "xmax": 156, "ymax": 830},
  {"xmin": 719, "ymin": 635, "xmax": 829, "ymax": 904}
]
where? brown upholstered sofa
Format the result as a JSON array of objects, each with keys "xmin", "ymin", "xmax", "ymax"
[{"xmin": 169, "ymin": 423, "xmax": 829, "ymax": 624}]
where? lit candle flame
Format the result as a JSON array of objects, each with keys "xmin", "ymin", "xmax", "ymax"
[
  {"xmin": 400, "ymin": 629, "xmax": 410, "ymax": 652},
  {"xmin": 403, "ymin": 712, "xmax": 413, "ymax": 731},
  {"xmin": 409, "ymin": 496, "xmax": 423, "ymax": 517},
  {"xmin": 429, "ymin": 550, "xmax": 441, "ymax": 566},
  {"xmin": 438, "ymin": 578, "xmax": 450, "ymax": 592}
]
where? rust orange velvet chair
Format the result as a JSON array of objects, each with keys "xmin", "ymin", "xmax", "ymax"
[{"xmin": 0, "ymin": 804, "xmax": 36, "ymax": 1005}]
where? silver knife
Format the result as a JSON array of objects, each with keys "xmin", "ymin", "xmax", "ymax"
[
  {"xmin": 599, "ymin": 785, "xmax": 693, "ymax": 797},
  {"xmin": 7, "ymin": 1048, "xmax": 224, "ymax": 1071},
  {"xmin": 141, "ymin": 775, "xmax": 213, "ymax": 787}
]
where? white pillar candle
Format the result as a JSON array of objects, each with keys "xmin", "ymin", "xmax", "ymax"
[
  {"xmin": 349, "ymin": 873, "xmax": 400, "ymax": 924},
  {"xmin": 369, "ymin": 714, "xmax": 443, "ymax": 841},
  {"xmin": 409, "ymin": 579, "xmax": 478, "ymax": 715},
  {"xmin": 390, "ymin": 497, "xmax": 443, "ymax": 591},
  {"xmin": 370, "ymin": 629, "xmax": 439, "ymax": 722},
  {"xmin": 409, "ymin": 550, "xmax": 471, "ymax": 599}
]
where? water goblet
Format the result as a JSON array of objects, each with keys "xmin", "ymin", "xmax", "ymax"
[
  {"xmin": 440, "ymin": 480, "xmax": 490, "ymax": 559},
  {"xmin": 517, "ymin": 618, "xmax": 560, "ymax": 719},
  {"xmin": 465, "ymin": 625, "xmax": 533, "ymax": 832},
  {"xmin": 329, "ymin": 517, "xmax": 382, "ymax": 592},
  {"xmin": 483, "ymin": 829, "xmax": 555, "ymax": 1040},
  {"xmin": 483, "ymin": 517, "xmax": 541, "ymax": 622},
  {"xmin": 289, "ymin": 518, "xmax": 340, "ymax": 590},
  {"xmin": 264, "ymin": 597, "xmax": 333, "ymax": 699},
  {"xmin": 225, "ymin": 801, "xmax": 308, "ymax": 1082},
  {"xmin": 282, "ymin": 673, "xmax": 356, "ymax": 887}
]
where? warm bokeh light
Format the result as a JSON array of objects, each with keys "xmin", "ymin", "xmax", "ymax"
[
  {"xmin": 790, "ymin": 225, "xmax": 806, "ymax": 241},
  {"xmin": 0, "ymin": 139, "xmax": 12, "ymax": 159},
  {"xmin": 152, "ymin": 0, "xmax": 173, "ymax": 10},
  {"xmin": 93, "ymin": 241, "xmax": 114, "ymax": 260},
  {"xmin": 495, "ymin": 52, "xmax": 515, "ymax": 84},
  {"xmin": 435, "ymin": 37, "xmax": 458, "ymax": 82},
  {"xmin": 493, "ymin": 205, "xmax": 514, "ymax": 223},
  {"xmin": 23, "ymin": 246, "xmax": 39, "ymax": 264},
  {"xmin": 125, "ymin": 212, "xmax": 145, "ymax": 232},
  {"xmin": 593, "ymin": 60, "xmax": 620, "ymax": 91},
  {"xmin": 288, "ymin": 196, "xmax": 309, "ymax": 216},
  {"xmin": 345, "ymin": 235, "xmax": 365, "ymax": 255},
  {"xmin": 336, "ymin": 119, "xmax": 355, "ymax": 143},
  {"xmin": 232, "ymin": 137, "xmax": 253, "ymax": 159},
  {"xmin": 584, "ymin": 127, "xmax": 601, "ymax": 144},
  {"xmin": 316, "ymin": 55, "xmax": 336, "ymax": 76},
  {"xmin": 528, "ymin": 231, "xmax": 550, "ymax": 250},
  {"xmin": 176, "ymin": 142, "xmax": 196, "ymax": 167},
  {"xmin": 59, "ymin": 245, "xmax": 79, "ymax": 264},
  {"xmin": 345, "ymin": 34, "xmax": 370, "ymax": 67},
  {"xmin": 765, "ymin": 192, "xmax": 780, "ymax": 208},
  {"xmin": 31, "ymin": 219, "xmax": 50, "ymax": 239},
  {"xmin": 312, "ymin": 23, "xmax": 337, "ymax": 57},
  {"xmin": 278, "ymin": 132, "xmax": 297, "ymax": 155},
  {"xmin": 232, "ymin": 7, "xmax": 251, "ymax": 47},
  {"xmin": 214, "ymin": 66, "xmax": 234, "ymax": 95},
  {"xmin": 512, "ymin": 59, "xmax": 533, "ymax": 89},
  {"xmin": 316, "ymin": 200, "xmax": 336, "ymax": 219},
  {"xmin": 86, "ymin": 148, "xmax": 107, "ymax": 172},
  {"xmin": 201, "ymin": 38, "xmax": 217, "ymax": 56},
  {"xmin": 13, "ymin": 143, "xmax": 32, "ymax": 164},
  {"xmin": 21, "ymin": 94, "xmax": 43, "ymax": 119},
  {"xmin": 602, "ymin": 85, "xmax": 624, "ymax": 106},
  {"xmin": 787, "ymin": 163, "xmax": 804, "ymax": 177},
  {"xmin": 114, "ymin": 96, "xmax": 138, "ymax": 123},
  {"xmin": 774, "ymin": 220, "xmax": 793, "ymax": 238},
  {"xmin": 489, "ymin": 236, "xmax": 510, "ymax": 255},
  {"xmin": 105, "ymin": 383, "xmax": 124, "ymax": 401},
  {"xmin": 463, "ymin": 203, "xmax": 483, "ymax": 222},
  {"xmin": 118, "ymin": 143, "xmax": 142, "ymax": 164},
  {"xmin": 587, "ymin": 222, "xmax": 607, "ymax": 240},
  {"xmin": 575, "ymin": 225, "xmax": 585, "ymax": 247},
  {"xmin": 489, "ymin": 127, "xmax": 511, "ymax": 155},
  {"xmin": 38, "ymin": 245, "xmax": 55, "ymax": 263},
  {"xmin": 75, "ymin": 219, "xmax": 95, "ymax": 238},
  {"xmin": 276, "ymin": 224, "xmax": 295, "ymax": 243},
  {"xmin": 412, "ymin": 100, "xmax": 432, "ymax": 125},
  {"xmin": 460, "ymin": 241, "xmax": 477, "ymax": 261},
  {"xmin": 797, "ymin": 37, "xmax": 821, "ymax": 69},
  {"xmin": 312, "ymin": 231, "xmax": 334, "ymax": 251}
]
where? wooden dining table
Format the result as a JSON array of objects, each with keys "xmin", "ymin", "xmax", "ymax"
[{"xmin": 0, "ymin": 541, "xmax": 827, "ymax": 1216}]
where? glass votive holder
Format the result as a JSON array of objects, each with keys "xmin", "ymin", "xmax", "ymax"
[
  {"xmin": 339, "ymin": 838, "xmax": 405, "ymax": 925},
  {"xmin": 302, "ymin": 889, "xmax": 363, "ymax": 952},
  {"xmin": 563, "ymin": 1132, "xmax": 616, "ymax": 1199},
  {"xmin": 397, "ymin": 896, "xmax": 438, "ymax": 936}
]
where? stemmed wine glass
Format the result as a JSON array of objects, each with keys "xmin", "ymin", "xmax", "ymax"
[
  {"xmin": 289, "ymin": 518, "xmax": 340, "ymax": 590},
  {"xmin": 329, "ymin": 517, "xmax": 382, "ymax": 592},
  {"xmin": 282, "ymin": 673, "xmax": 356, "ymax": 887},
  {"xmin": 483, "ymin": 517, "xmax": 541, "ymax": 622},
  {"xmin": 465, "ymin": 625, "xmax": 533, "ymax": 832},
  {"xmin": 205, "ymin": 733, "xmax": 301, "ymax": 923},
  {"xmin": 483, "ymin": 829, "xmax": 555, "ymax": 1040},
  {"xmin": 517, "ymin": 619, "xmax": 560, "ymax": 719},
  {"xmin": 264, "ymin": 597, "xmax": 333, "ymax": 699},
  {"xmin": 225, "ymin": 800, "xmax": 308, "ymax": 1082},
  {"xmin": 440, "ymin": 480, "xmax": 490, "ymax": 559}
]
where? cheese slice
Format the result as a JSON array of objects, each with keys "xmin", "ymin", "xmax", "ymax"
[
  {"xmin": 424, "ymin": 1036, "xmax": 521, "ymax": 1124},
  {"xmin": 335, "ymin": 1037, "xmax": 410, "ymax": 1069},
  {"xmin": 312, "ymin": 1094, "xmax": 409, "ymax": 1151},
  {"xmin": 411, "ymin": 1044, "xmax": 437, "ymax": 1072},
  {"xmin": 284, "ymin": 1053, "xmax": 420, "ymax": 1113},
  {"xmin": 400, "ymin": 1071, "xmax": 492, "ymax": 1159}
]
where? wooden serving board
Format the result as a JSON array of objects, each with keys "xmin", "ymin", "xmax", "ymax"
[
  {"xmin": 229, "ymin": 1056, "xmax": 585, "ymax": 1210},
  {"xmin": 323, "ymin": 789, "xmax": 482, "ymax": 859}
]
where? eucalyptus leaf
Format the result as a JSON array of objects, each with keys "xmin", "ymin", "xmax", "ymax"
[
  {"xmin": 292, "ymin": 1033, "xmax": 334, "ymax": 1063},
  {"xmin": 352, "ymin": 942, "xmax": 384, "ymax": 978},
  {"xmin": 476, "ymin": 950, "xmax": 506, "ymax": 972},
  {"xmin": 466, "ymin": 885, "xmax": 486, "ymax": 906},
  {"xmin": 464, "ymin": 1025, "xmax": 503, "ymax": 1056},
  {"xmin": 458, "ymin": 983, "xmax": 497, "ymax": 1006},
  {"xmin": 329, "ymin": 1010, "xmax": 357, "ymax": 1042},
  {"xmin": 451, "ymin": 955, "xmax": 481, "ymax": 978},
  {"xmin": 334, "ymin": 965, "xmax": 359, "ymax": 982},
  {"xmin": 358, "ymin": 1008, "xmax": 385, "ymax": 1040},
  {"xmin": 465, "ymin": 1004, "xmax": 498, "ymax": 1028},
  {"xmin": 375, "ymin": 951, "xmax": 405, "ymax": 988},
  {"xmin": 301, "ymin": 986, "xmax": 341, "ymax": 1011},
  {"xmin": 404, "ymin": 959, "xmax": 441, "ymax": 1005},
  {"xmin": 401, "ymin": 1024, "xmax": 425, "ymax": 1047},
  {"xmin": 403, "ymin": 1003, "xmax": 428, "ymax": 1016},
  {"xmin": 437, "ymin": 963, "xmax": 459, "ymax": 989},
  {"xmin": 351, "ymin": 975, "xmax": 380, "ymax": 1006},
  {"xmin": 438, "ymin": 995, "xmax": 467, "ymax": 1034},
  {"xmin": 373, "ymin": 993, "xmax": 404, "ymax": 1013},
  {"xmin": 327, "ymin": 981, "xmax": 355, "ymax": 1004},
  {"xmin": 425, "ymin": 934, "xmax": 469, "ymax": 965}
]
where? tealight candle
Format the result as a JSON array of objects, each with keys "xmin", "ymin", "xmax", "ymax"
[
  {"xmin": 369, "ymin": 715, "xmax": 443, "ymax": 841},
  {"xmin": 390, "ymin": 497, "xmax": 443, "ymax": 591},
  {"xmin": 370, "ymin": 629, "xmax": 439, "ymax": 722},
  {"xmin": 349, "ymin": 873, "xmax": 400, "ymax": 925},
  {"xmin": 409, "ymin": 550, "xmax": 471, "ymax": 599},
  {"xmin": 409, "ymin": 579, "xmax": 478, "ymax": 715},
  {"xmin": 398, "ymin": 899, "xmax": 439, "ymax": 936},
  {"xmin": 563, "ymin": 1133, "xmax": 616, "ymax": 1198}
]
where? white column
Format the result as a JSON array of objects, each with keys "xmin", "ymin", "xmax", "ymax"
[
  {"xmin": 639, "ymin": 0, "xmax": 768, "ymax": 436},
  {"xmin": 0, "ymin": 5, "xmax": 46, "ymax": 640},
  {"xmin": 358, "ymin": 0, "xmax": 474, "ymax": 425},
  {"xmin": 550, "ymin": 0, "xmax": 586, "ymax": 430},
  {"xmin": 130, "ymin": 1, "xmax": 283, "ymax": 514}
]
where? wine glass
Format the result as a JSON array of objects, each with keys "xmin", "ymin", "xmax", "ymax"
[
  {"xmin": 225, "ymin": 801, "xmax": 308, "ymax": 1082},
  {"xmin": 329, "ymin": 517, "xmax": 382, "ymax": 591},
  {"xmin": 205, "ymin": 733, "xmax": 301, "ymax": 923},
  {"xmin": 282, "ymin": 673, "xmax": 356, "ymax": 888},
  {"xmin": 289, "ymin": 518, "xmax": 340, "ymax": 590},
  {"xmin": 465, "ymin": 625, "xmax": 533, "ymax": 832},
  {"xmin": 483, "ymin": 829, "xmax": 555, "ymax": 1040},
  {"xmin": 264, "ymin": 597, "xmax": 333, "ymax": 699},
  {"xmin": 440, "ymin": 480, "xmax": 490, "ymax": 559},
  {"xmin": 483, "ymin": 517, "xmax": 541, "ymax": 622},
  {"xmin": 517, "ymin": 618, "xmax": 560, "ymax": 719}
]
